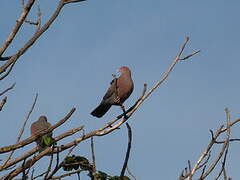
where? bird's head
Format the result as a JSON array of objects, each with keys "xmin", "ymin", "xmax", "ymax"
[
  {"xmin": 117, "ymin": 66, "xmax": 131, "ymax": 75},
  {"xmin": 38, "ymin": 115, "xmax": 48, "ymax": 122}
]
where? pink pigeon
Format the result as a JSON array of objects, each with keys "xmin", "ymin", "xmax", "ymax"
[
  {"xmin": 31, "ymin": 115, "xmax": 54, "ymax": 152},
  {"xmin": 91, "ymin": 66, "xmax": 134, "ymax": 118}
]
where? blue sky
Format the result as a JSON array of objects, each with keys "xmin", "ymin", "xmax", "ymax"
[{"xmin": 1, "ymin": 0, "xmax": 240, "ymax": 179}]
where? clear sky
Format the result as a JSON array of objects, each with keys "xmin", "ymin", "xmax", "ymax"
[{"xmin": 1, "ymin": 0, "xmax": 240, "ymax": 179}]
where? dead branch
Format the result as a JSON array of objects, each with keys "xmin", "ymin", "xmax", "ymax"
[
  {"xmin": 43, "ymin": 152, "xmax": 54, "ymax": 179},
  {"xmin": 0, "ymin": 125, "xmax": 84, "ymax": 170},
  {"xmin": 0, "ymin": 107, "xmax": 76, "ymax": 154},
  {"xmin": 0, "ymin": 0, "xmax": 36, "ymax": 56},
  {"xmin": 0, "ymin": 61, "xmax": 16, "ymax": 80},
  {"xmin": 0, "ymin": 83, "xmax": 16, "ymax": 96},
  {"xmin": 0, "ymin": 56, "xmax": 11, "ymax": 61},
  {"xmin": 2, "ymin": 94, "xmax": 38, "ymax": 168},
  {"xmin": 0, "ymin": 97, "xmax": 7, "ymax": 111},
  {"xmin": 51, "ymin": 169, "xmax": 83, "ymax": 179},
  {"xmin": 25, "ymin": 20, "xmax": 38, "ymax": 25},
  {"xmin": 181, "ymin": 108, "xmax": 233, "ymax": 180},
  {"xmin": 120, "ymin": 122, "xmax": 132, "ymax": 178},
  {"xmin": 91, "ymin": 137, "xmax": 97, "ymax": 180},
  {"xmin": 0, "ymin": 0, "xmax": 86, "ymax": 80},
  {"xmin": 200, "ymin": 108, "xmax": 231, "ymax": 179},
  {"xmin": 126, "ymin": 166, "xmax": 137, "ymax": 180}
]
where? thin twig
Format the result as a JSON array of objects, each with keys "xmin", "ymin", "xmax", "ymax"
[
  {"xmin": 215, "ymin": 109, "xmax": 231, "ymax": 180},
  {"xmin": 36, "ymin": 5, "xmax": 42, "ymax": 31},
  {"xmin": 91, "ymin": 137, "xmax": 97, "ymax": 180},
  {"xmin": 51, "ymin": 169, "xmax": 83, "ymax": 179},
  {"xmin": 0, "ymin": 97, "xmax": 7, "ymax": 111},
  {"xmin": 2, "ymin": 94, "xmax": 38, "ymax": 168},
  {"xmin": 25, "ymin": 20, "xmax": 38, "ymax": 25},
  {"xmin": 120, "ymin": 123, "xmax": 132, "ymax": 178},
  {"xmin": 21, "ymin": 158, "xmax": 27, "ymax": 180},
  {"xmin": 0, "ymin": 0, "xmax": 36, "ymax": 56},
  {"xmin": 30, "ymin": 167, "xmax": 34, "ymax": 180},
  {"xmin": 188, "ymin": 160, "xmax": 192, "ymax": 180},
  {"xmin": 126, "ymin": 166, "xmax": 137, "ymax": 180},
  {"xmin": 197, "ymin": 151, "xmax": 211, "ymax": 170},
  {"xmin": 0, "ymin": 56, "xmax": 11, "ymax": 61},
  {"xmin": 32, "ymin": 171, "xmax": 47, "ymax": 179},
  {"xmin": 187, "ymin": 126, "xmax": 224, "ymax": 180},
  {"xmin": 200, "ymin": 108, "xmax": 231, "ymax": 179},
  {"xmin": 0, "ymin": 60, "xmax": 16, "ymax": 80},
  {"xmin": 44, "ymin": 151, "xmax": 54, "ymax": 179},
  {"xmin": 46, "ymin": 148, "xmax": 60, "ymax": 180},
  {"xmin": 0, "ymin": 83, "xmax": 16, "ymax": 96}
]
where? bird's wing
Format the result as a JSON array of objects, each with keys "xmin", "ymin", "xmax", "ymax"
[{"xmin": 102, "ymin": 79, "xmax": 117, "ymax": 101}]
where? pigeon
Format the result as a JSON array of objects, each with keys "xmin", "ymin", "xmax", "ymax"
[
  {"xmin": 91, "ymin": 66, "xmax": 134, "ymax": 118},
  {"xmin": 31, "ymin": 115, "xmax": 54, "ymax": 152}
]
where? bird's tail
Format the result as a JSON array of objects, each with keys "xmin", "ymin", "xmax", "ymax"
[{"xmin": 91, "ymin": 103, "xmax": 111, "ymax": 118}]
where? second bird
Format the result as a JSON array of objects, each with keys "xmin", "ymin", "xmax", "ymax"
[
  {"xmin": 31, "ymin": 115, "xmax": 54, "ymax": 152},
  {"xmin": 91, "ymin": 66, "xmax": 134, "ymax": 118}
]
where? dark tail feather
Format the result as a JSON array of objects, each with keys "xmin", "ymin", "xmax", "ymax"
[{"xmin": 91, "ymin": 103, "xmax": 112, "ymax": 118}]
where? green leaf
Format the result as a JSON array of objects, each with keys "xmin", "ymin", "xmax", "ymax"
[{"xmin": 42, "ymin": 137, "xmax": 54, "ymax": 147}]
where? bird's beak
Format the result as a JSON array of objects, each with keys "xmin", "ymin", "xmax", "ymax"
[{"xmin": 115, "ymin": 68, "xmax": 121, "ymax": 77}]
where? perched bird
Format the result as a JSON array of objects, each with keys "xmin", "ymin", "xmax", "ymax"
[
  {"xmin": 31, "ymin": 115, "xmax": 54, "ymax": 152},
  {"xmin": 91, "ymin": 66, "xmax": 134, "ymax": 118}
]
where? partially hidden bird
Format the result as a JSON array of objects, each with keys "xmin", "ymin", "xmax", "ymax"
[
  {"xmin": 31, "ymin": 115, "xmax": 54, "ymax": 152},
  {"xmin": 91, "ymin": 66, "xmax": 134, "ymax": 118}
]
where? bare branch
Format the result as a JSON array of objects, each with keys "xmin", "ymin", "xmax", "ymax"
[
  {"xmin": 215, "ymin": 109, "xmax": 231, "ymax": 180},
  {"xmin": 0, "ymin": 83, "xmax": 16, "ymax": 96},
  {"xmin": 2, "ymin": 94, "xmax": 38, "ymax": 168},
  {"xmin": 0, "ymin": 97, "xmax": 7, "ymax": 111},
  {"xmin": 0, "ymin": 107, "xmax": 76, "ymax": 154},
  {"xmin": 0, "ymin": 60, "xmax": 16, "ymax": 80},
  {"xmin": 200, "ymin": 108, "xmax": 231, "ymax": 179},
  {"xmin": 43, "ymin": 152, "xmax": 54, "ymax": 179},
  {"xmin": 25, "ymin": 20, "xmax": 38, "ymax": 25},
  {"xmin": 51, "ymin": 169, "xmax": 83, "ymax": 179},
  {"xmin": 188, "ymin": 160, "xmax": 192, "ymax": 180},
  {"xmin": 179, "ymin": 50, "xmax": 201, "ymax": 61},
  {"xmin": 187, "ymin": 126, "xmax": 224, "ymax": 179},
  {"xmin": 0, "ymin": 0, "xmax": 86, "ymax": 79},
  {"xmin": 91, "ymin": 137, "xmax": 97, "ymax": 180},
  {"xmin": 30, "ymin": 167, "xmax": 34, "ymax": 179},
  {"xmin": 32, "ymin": 171, "xmax": 47, "ymax": 180},
  {"xmin": 1, "ymin": 126, "xmax": 84, "ymax": 170},
  {"xmin": 0, "ymin": 0, "xmax": 36, "ymax": 56},
  {"xmin": 0, "ymin": 56, "xmax": 11, "ymax": 61},
  {"xmin": 120, "ymin": 123, "xmax": 132, "ymax": 178},
  {"xmin": 126, "ymin": 166, "xmax": 137, "ymax": 180},
  {"xmin": 63, "ymin": 0, "xmax": 87, "ymax": 4},
  {"xmin": 197, "ymin": 151, "xmax": 211, "ymax": 170},
  {"xmin": 36, "ymin": 6, "xmax": 42, "ymax": 31}
]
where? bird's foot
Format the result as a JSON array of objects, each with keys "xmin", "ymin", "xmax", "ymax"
[{"xmin": 120, "ymin": 104, "xmax": 128, "ymax": 119}]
